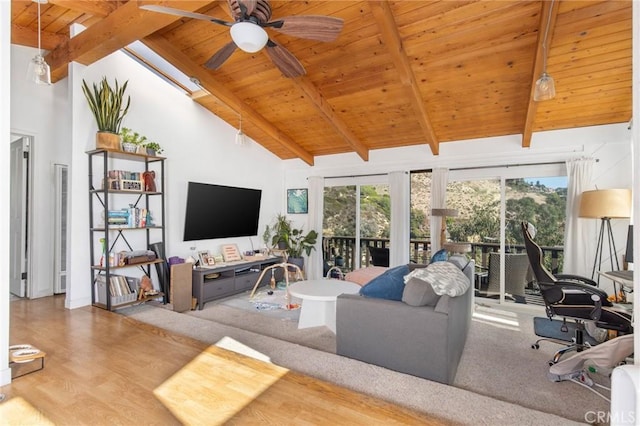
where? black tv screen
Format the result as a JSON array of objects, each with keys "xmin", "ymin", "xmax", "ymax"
[{"xmin": 183, "ymin": 182, "xmax": 262, "ymax": 241}]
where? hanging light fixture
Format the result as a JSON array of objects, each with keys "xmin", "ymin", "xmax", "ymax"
[
  {"xmin": 534, "ymin": 0, "xmax": 555, "ymax": 101},
  {"xmin": 235, "ymin": 112, "xmax": 247, "ymax": 146},
  {"xmin": 26, "ymin": 0, "xmax": 51, "ymax": 85}
]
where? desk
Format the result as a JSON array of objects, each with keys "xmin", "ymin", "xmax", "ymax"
[
  {"xmin": 598, "ymin": 271, "xmax": 633, "ymax": 302},
  {"xmin": 288, "ymin": 279, "xmax": 360, "ymax": 332}
]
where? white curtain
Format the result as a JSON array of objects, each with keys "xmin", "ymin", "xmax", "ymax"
[
  {"xmin": 564, "ymin": 158, "xmax": 595, "ymax": 275},
  {"xmin": 389, "ymin": 171, "xmax": 410, "ymax": 267},
  {"xmin": 306, "ymin": 176, "xmax": 324, "ymax": 280},
  {"xmin": 430, "ymin": 168, "xmax": 449, "ymax": 253}
]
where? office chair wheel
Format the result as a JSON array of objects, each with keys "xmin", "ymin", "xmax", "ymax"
[{"xmin": 532, "ymin": 343, "xmax": 540, "ymax": 349}]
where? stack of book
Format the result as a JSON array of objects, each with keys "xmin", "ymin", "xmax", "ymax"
[{"xmin": 107, "ymin": 209, "xmax": 129, "ymax": 226}]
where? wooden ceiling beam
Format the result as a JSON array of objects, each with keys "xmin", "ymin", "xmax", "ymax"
[
  {"xmin": 522, "ymin": 0, "xmax": 559, "ymax": 148},
  {"xmin": 47, "ymin": 0, "xmax": 118, "ymax": 18},
  {"xmin": 368, "ymin": 0, "xmax": 439, "ymax": 156},
  {"xmin": 292, "ymin": 78, "xmax": 369, "ymax": 162},
  {"xmin": 44, "ymin": 0, "xmax": 212, "ymax": 83},
  {"xmin": 142, "ymin": 33, "xmax": 315, "ymax": 166}
]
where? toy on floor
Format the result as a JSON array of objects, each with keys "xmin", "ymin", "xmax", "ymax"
[{"xmin": 548, "ymin": 334, "xmax": 634, "ymax": 401}]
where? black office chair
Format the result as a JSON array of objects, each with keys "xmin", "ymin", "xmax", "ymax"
[
  {"xmin": 368, "ymin": 246, "xmax": 389, "ymax": 267},
  {"xmin": 521, "ymin": 221, "xmax": 633, "ymax": 364}
]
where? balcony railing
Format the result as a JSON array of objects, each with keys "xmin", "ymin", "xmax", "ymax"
[{"xmin": 322, "ymin": 236, "xmax": 564, "ymax": 274}]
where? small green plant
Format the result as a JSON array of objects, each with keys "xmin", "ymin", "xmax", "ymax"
[
  {"xmin": 286, "ymin": 228, "xmax": 318, "ymax": 258},
  {"xmin": 143, "ymin": 141, "xmax": 163, "ymax": 154},
  {"xmin": 267, "ymin": 213, "xmax": 317, "ymax": 257},
  {"xmin": 82, "ymin": 77, "xmax": 130, "ymax": 133},
  {"xmin": 120, "ymin": 127, "xmax": 147, "ymax": 145}
]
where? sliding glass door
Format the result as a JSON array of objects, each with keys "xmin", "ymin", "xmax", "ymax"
[
  {"xmin": 322, "ymin": 179, "xmax": 389, "ymax": 272},
  {"xmin": 446, "ymin": 167, "xmax": 567, "ymax": 305}
]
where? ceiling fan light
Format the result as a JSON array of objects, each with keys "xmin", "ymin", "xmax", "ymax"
[
  {"xmin": 230, "ymin": 22, "xmax": 268, "ymax": 53},
  {"xmin": 27, "ymin": 54, "xmax": 51, "ymax": 85},
  {"xmin": 534, "ymin": 72, "xmax": 555, "ymax": 101}
]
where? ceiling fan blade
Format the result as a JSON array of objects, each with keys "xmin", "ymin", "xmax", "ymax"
[
  {"xmin": 265, "ymin": 40, "xmax": 306, "ymax": 78},
  {"xmin": 140, "ymin": 5, "xmax": 232, "ymax": 27},
  {"xmin": 266, "ymin": 16, "xmax": 344, "ymax": 42},
  {"xmin": 204, "ymin": 41, "xmax": 238, "ymax": 70},
  {"xmin": 239, "ymin": 0, "xmax": 257, "ymax": 17}
]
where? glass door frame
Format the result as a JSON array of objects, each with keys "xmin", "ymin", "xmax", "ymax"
[
  {"xmin": 324, "ymin": 174, "xmax": 389, "ymax": 270},
  {"xmin": 448, "ymin": 162, "xmax": 566, "ymax": 304}
]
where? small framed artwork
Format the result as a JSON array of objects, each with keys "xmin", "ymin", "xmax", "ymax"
[
  {"xmin": 198, "ymin": 250, "xmax": 211, "ymax": 267},
  {"xmin": 287, "ymin": 188, "xmax": 308, "ymax": 214}
]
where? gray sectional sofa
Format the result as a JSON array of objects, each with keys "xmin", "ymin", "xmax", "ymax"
[{"xmin": 335, "ymin": 257, "xmax": 474, "ymax": 385}]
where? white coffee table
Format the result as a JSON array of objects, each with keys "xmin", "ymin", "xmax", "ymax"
[{"xmin": 287, "ymin": 279, "xmax": 360, "ymax": 333}]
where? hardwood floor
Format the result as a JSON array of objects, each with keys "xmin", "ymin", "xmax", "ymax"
[{"xmin": 2, "ymin": 296, "xmax": 450, "ymax": 425}]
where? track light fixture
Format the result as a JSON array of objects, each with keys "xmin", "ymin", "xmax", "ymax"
[
  {"xmin": 534, "ymin": 0, "xmax": 555, "ymax": 101},
  {"xmin": 27, "ymin": 0, "xmax": 51, "ymax": 85}
]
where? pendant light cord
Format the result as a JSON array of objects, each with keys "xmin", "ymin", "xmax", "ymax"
[
  {"xmin": 37, "ymin": 1, "xmax": 42, "ymax": 56},
  {"xmin": 541, "ymin": 0, "xmax": 554, "ymax": 72}
]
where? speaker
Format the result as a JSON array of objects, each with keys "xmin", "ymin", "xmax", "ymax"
[{"xmin": 149, "ymin": 241, "xmax": 169, "ymax": 303}]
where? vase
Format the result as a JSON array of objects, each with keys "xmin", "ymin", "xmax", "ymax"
[
  {"xmin": 122, "ymin": 142, "xmax": 137, "ymax": 153},
  {"xmin": 287, "ymin": 256, "xmax": 304, "ymax": 273},
  {"xmin": 96, "ymin": 132, "xmax": 120, "ymax": 150}
]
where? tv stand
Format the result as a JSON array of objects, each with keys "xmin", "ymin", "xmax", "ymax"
[{"xmin": 192, "ymin": 256, "xmax": 282, "ymax": 310}]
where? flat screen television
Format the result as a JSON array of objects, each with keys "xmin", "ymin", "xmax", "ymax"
[{"xmin": 183, "ymin": 181, "xmax": 262, "ymax": 241}]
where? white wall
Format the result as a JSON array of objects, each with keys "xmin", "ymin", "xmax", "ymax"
[
  {"xmin": 1, "ymin": 0, "xmax": 12, "ymax": 387},
  {"xmin": 10, "ymin": 46, "xmax": 285, "ymax": 309},
  {"xmin": 10, "ymin": 45, "xmax": 70, "ymax": 300}
]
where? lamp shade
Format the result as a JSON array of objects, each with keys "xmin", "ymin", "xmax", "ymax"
[
  {"xmin": 534, "ymin": 72, "xmax": 555, "ymax": 101},
  {"xmin": 579, "ymin": 189, "xmax": 631, "ymax": 219},
  {"xmin": 27, "ymin": 55, "xmax": 51, "ymax": 85},
  {"xmin": 230, "ymin": 22, "xmax": 269, "ymax": 53}
]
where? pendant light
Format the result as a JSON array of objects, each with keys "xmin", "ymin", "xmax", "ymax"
[
  {"xmin": 235, "ymin": 112, "xmax": 247, "ymax": 146},
  {"xmin": 26, "ymin": 0, "xmax": 51, "ymax": 85},
  {"xmin": 533, "ymin": 0, "xmax": 555, "ymax": 101}
]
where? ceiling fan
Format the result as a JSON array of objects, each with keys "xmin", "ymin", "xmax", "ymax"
[{"xmin": 140, "ymin": 0, "xmax": 344, "ymax": 78}]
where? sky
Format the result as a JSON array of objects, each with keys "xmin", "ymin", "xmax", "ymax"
[{"xmin": 525, "ymin": 176, "xmax": 568, "ymax": 189}]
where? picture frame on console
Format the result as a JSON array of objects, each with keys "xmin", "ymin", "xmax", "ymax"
[{"xmin": 198, "ymin": 250, "xmax": 212, "ymax": 267}]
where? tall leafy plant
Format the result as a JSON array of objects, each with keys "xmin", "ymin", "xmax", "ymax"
[{"xmin": 82, "ymin": 77, "xmax": 131, "ymax": 133}]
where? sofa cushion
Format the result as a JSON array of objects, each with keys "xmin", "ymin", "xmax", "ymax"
[
  {"xmin": 345, "ymin": 266, "xmax": 387, "ymax": 286},
  {"xmin": 402, "ymin": 277, "xmax": 440, "ymax": 306},
  {"xmin": 407, "ymin": 261, "xmax": 470, "ymax": 297},
  {"xmin": 430, "ymin": 248, "xmax": 448, "ymax": 263},
  {"xmin": 359, "ymin": 264, "xmax": 409, "ymax": 301}
]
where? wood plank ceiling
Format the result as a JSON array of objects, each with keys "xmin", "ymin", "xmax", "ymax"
[{"xmin": 11, "ymin": 0, "xmax": 632, "ymax": 166}]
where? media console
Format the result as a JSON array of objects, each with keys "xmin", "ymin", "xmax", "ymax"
[{"xmin": 192, "ymin": 256, "xmax": 283, "ymax": 310}]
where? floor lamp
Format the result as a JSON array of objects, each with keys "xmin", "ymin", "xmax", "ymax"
[{"xmin": 579, "ymin": 189, "xmax": 631, "ymax": 281}]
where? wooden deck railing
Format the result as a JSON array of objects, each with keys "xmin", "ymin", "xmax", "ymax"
[{"xmin": 322, "ymin": 236, "xmax": 564, "ymax": 274}]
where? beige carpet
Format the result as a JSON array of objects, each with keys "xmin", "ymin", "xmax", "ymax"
[{"xmin": 119, "ymin": 294, "xmax": 609, "ymax": 425}]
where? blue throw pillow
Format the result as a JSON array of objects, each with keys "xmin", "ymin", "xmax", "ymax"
[
  {"xmin": 359, "ymin": 264, "xmax": 409, "ymax": 301},
  {"xmin": 430, "ymin": 248, "xmax": 448, "ymax": 263}
]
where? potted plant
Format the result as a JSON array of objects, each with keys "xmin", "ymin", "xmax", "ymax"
[
  {"xmin": 120, "ymin": 127, "xmax": 146, "ymax": 153},
  {"xmin": 271, "ymin": 213, "xmax": 292, "ymax": 249},
  {"xmin": 143, "ymin": 141, "xmax": 163, "ymax": 156},
  {"xmin": 82, "ymin": 77, "xmax": 130, "ymax": 150},
  {"xmin": 285, "ymin": 227, "xmax": 318, "ymax": 272}
]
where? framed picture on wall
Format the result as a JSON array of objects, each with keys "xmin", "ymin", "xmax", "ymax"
[{"xmin": 287, "ymin": 188, "xmax": 308, "ymax": 214}]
